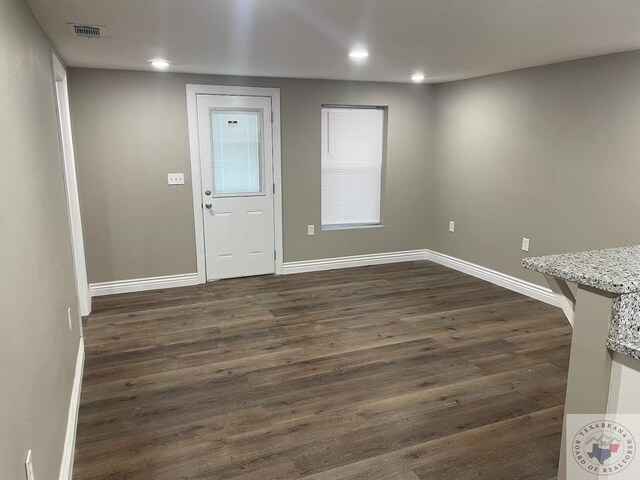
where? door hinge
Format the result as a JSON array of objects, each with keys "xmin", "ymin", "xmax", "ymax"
[
  {"xmin": 274, "ymin": 250, "xmax": 277, "ymax": 260},
  {"xmin": 271, "ymin": 110, "xmax": 274, "ymax": 123},
  {"xmin": 272, "ymin": 183, "xmax": 276, "ymax": 194}
]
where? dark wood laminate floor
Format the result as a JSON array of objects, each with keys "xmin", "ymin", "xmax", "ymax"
[{"xmin": 74, "ymin": 261, "xmax": 570, "ymax": 480}]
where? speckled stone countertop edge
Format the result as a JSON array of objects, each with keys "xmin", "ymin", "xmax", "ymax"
[
  {"xmin": 522, "ymin": 246, "xmax": 640, "ymax": 360},
  {"xmin": 606, "ymin": 292, "xmax": 640, "ymax": 361},
  {"xmin": 522, "ymin": 245, "xmax": 640, "ymax": 295},
  {"xmin": 606, "ymin": 338, "xmax": 640, "ymax": 361}
]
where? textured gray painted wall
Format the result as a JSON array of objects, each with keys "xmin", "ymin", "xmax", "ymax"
[
  {"xmin": 429, "ymin": 50, "xmax": 640, "ymax": 285},
  {"xmin": 0, "ymin": 0, "xmax": 81, "ymax": 478},
  {"xmin": 68, "ymin": 69, "xmax": 434, "ymax": 283}
]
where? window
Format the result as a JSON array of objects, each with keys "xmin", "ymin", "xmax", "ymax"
[
  {"xmin": 211, "ymin": 110, "xmax": 263, "ymax": 195},
  {"xmin": 321, "ymin": 106, "xmax": 385, "ymax": 228}
]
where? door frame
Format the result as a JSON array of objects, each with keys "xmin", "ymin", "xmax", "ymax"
[
  {"xmin": 52, "ymin": 53, "xmax": 91, "ymax": 317},
  {"xmin": 186, "ymin": 84, "xmax": 284, "ymax": 283}
]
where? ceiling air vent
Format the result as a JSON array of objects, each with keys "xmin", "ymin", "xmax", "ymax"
[{"xmin": 68, "ymin": 23, "xmax": 105, "ymax": 38}]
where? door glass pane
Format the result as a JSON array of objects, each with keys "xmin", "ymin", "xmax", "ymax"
[{"xmin": 211, "ymin": 110, "xmax": 263, "ymax": 195}]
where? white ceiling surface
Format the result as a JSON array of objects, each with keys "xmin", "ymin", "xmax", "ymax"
[{"xmin": 29, "ymin": 0, "xmax": 640, "ymax": 83}]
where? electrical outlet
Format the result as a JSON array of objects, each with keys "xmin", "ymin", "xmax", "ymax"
[
  {"xmin": 307, "ymin": 225, "xmax": 315, "ymax": 236},
  {"xmin": 448, "ymin": 221, "xmax": 455, "ymax": 233},
  {"xmin": 25, "ymin": 450, "xmax": 35, "ymax": 480},
  {"xmin": 67, "ymin": 307, "xmax": 72, "ymax": 331},
  {"xmin": 522, "ymin": 237, "xmax": 530, "ymax": 252},
  {"xmin": 167, "ymin": 173, "xmax": 185, "ymax": 185}
]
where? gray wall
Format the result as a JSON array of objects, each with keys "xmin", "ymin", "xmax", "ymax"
[
  {"xmin": 428, "ymin": 50, "xmax": 640, "ymax": 285},
  {"xmin": 68, "ymin": 69, "xmax": 434, "ymax": 284},
  {"xmin": 68, "ymin": 43, "xmax": 640, "ymax": 289},
  {"xmin": 0, "ymin": 0, "xmax": 81, "ymax": 478}
]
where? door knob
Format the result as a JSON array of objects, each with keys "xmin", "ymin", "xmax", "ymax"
[
  {"xmin": 204, "ymin": 190, "xmax": 211, "ymax": 196},
  {"xmin": 204, "ymin": 203, "xmax": 212, "ymax": 209}
]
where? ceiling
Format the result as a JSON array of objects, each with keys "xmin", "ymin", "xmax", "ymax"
[{"xmin": 28, "ymin": 0, "xmax": 640, "ymax": 83}]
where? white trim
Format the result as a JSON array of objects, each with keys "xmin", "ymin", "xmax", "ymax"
[
  {"xmin": 90, "ymin": 273, "xmax": 199, "ymax": 297},
  {"xmin": 89, "ymin": 250, "xmax": 559, "ymax": 308},
  {"xmin": 186, "ymin": 84, "xmax": 284, "ymax": 282},
  {"xmin": 186, "ymin": 87, "xmax": 206, "ymax": 284},
  {"xmin": 283, "ymin": 248, "xmax": 560, "ymax": 309},
  {"xmin": 422, "ymin": 249, "xmax": 560, "ymax": 308},
  {"xmin": 543, "ymin": 274, "xmax": 576, "ymax": 325},
  {"xmin": 52, "ymin": 53, "xmax": 91, "ymax": 317},
  {"xmin": 322, "ymin": 224, "xmax": 385, "ymax": 231},
  {"xmin": 271, "ymin": 90, "xmax": 284, "ymax": 275},
  {"xmin": 282, "ymin": 250, "xmax": 427, "ymax": 275},
  {"xmin": 59, "ymin": 337, "xmax": 84, "ymax": 480}
]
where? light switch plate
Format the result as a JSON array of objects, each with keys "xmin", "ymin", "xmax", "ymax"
[
  {"xmin": 448, "ymin": 221, "xmax": 455, "ymax": 233},
  {"xmin": 168, "ymin": 173, "xmax": 184, "ymax": 185},
  {"xmin": 307, "ymin": 225, "xmax": 315, "ymax": 236},
  {"xmin": 522, "ymin": 237, "xmax": 530, "ymax": 252}
]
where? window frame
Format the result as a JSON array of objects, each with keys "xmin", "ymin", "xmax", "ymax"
[
  {"xmin": 320, "ymin": 104, "xmax": 388, "ymax": 231},
  {"xmin": 209, "ymin": 107, "xmax": 266, "ymax": 198}
]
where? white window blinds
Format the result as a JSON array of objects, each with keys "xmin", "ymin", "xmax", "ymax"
[{"xmin": 321, "ymin": 107, "xmax": 384, "ymax": 227}]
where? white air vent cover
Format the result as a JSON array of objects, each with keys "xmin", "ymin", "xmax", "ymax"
[{"xmin": 68, "ymin": 23, "xmax": 105, "ymax": 38}]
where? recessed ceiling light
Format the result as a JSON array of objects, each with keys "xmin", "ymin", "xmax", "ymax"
[
  {"xmin": 411, "ymin": 73, "xmax": 426, "ymax": 83},
  {"xmin": 349, "ymin": 49, "xmax": 369, "ymax": 60},
  {"xmin": 149, "ymin": 59, "xmax": 171, "ymax": 69}
]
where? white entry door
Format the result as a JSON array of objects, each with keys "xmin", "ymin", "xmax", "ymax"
[{"xmin": 197, "ymin": 94, "xmax": 275, "ymax": 280}]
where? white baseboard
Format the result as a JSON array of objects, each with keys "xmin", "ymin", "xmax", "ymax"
[
  {"xmin": 283, "ymin": 248, "xmax": 559, "ymax": 309},
  {"xmin": 282, "ymin": 249, "xmax": 428, "ymax": 275},
  {"xmin": 59, "ymin": 337, "xmax": 84, "ymax": 480},
  {"xmin": 89, "ymin": 252, "xmax": 557, "ymax": 308},
  {"xmin": 90, "ymin": 273, "xmax": 199, "ymax": 297},
  {"xmin": 423, "ymin": 249, "xmax": 560, "ymax": 308}
]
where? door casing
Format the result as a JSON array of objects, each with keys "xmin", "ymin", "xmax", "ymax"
[
  {"xmin": 186, "ymin": 84, "xmax": 283, "ymax": 283},
  {"xmin": 52, "ymin": 52, "xmax": 91, "ymax": 318}
]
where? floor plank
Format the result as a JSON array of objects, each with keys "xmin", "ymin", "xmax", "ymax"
[{"xmin": 74, "ymin": 261, "xmax": 570, "ymax": 479}]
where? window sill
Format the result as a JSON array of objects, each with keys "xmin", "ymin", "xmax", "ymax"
[{"xmin": 322, "ymin": 224, "xmax": 385, "ymax": 232}]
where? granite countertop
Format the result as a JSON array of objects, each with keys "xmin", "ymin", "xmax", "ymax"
[
  {"xmin": 522, "ymin": 245, "xmax": 640, "ymax": 294},
  {"xmin": 523, "ymin": 245, "xmax": 640, "ymax": 360}
]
